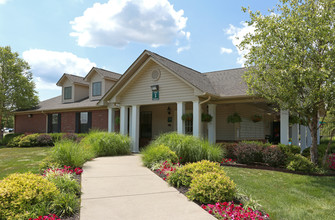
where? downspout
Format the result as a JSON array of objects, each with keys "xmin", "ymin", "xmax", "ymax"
[{"xmin": 200, "ymin": 95, "xmax": 211, "ymax": 105}]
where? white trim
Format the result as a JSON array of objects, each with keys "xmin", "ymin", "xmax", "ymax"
[
  {"xmin": 280, "ymin": 110, "xmax": 289, "ymax": 145},
  {"xmin": 193, "ymin": 100, "xmax": 201, "ymax": 137},
  {"xmin": 120, "ymin": 106, "xmax": 128, "ymax": 135},
  {"xmin": 131, "ymin": 105, "xmax": 140, "ymax": 153},
  {"xmin": 208, "ymin": 104, "xmax": 216, "ymax": 144},
  {"xmin": 177, "ymin": 102, "xmax": 185, "ymax": 134},
  {"xmin": 292, "ymin": 124, "xmax": 299, "ymax": 146}
]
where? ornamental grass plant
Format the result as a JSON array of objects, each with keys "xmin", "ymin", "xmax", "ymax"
[
  {"xmin": 152, "ymin": 132, "xmax": 223, "ymax": 163},
  {"xmin": 141, "ymin": 144, "xmax": 179, "ymax": 168},
  {"xmin": 80, "ymin": 131, "xmax": 131, "ymax": 157}
]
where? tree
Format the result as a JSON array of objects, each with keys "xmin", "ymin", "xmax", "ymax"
[
  {"xmin": 239, "ymin": 0, "xmax": 335, "ymax": 164},
  {"xmin": 320, "ymin": 109, "xmax": 335, "ymax": 166},
  {"xmin": 0, "ymin": 46, "xmax": 39, "ymax": 139}
]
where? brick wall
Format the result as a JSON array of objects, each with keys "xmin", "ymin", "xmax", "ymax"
[
  {"xmin": 61, "ymin": 112, "xmax": 76, "ymax": 133},
  {"xmin": 92, "ymin": 109, "xmax": 108, "ymax": 131},
  {"xmin": 15, "ymin": 113, "xmax": 46, "ymax": 133}
]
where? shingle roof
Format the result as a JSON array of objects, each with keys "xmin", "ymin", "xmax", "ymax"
[
  {"xmin": 57, "ymin": 74, "xmax": 89, "ymax": 86},
  {"xmin": 204, "ymin": 68, "xmax": 248, "ymax": 96},
  {"xmin": 93, "ymin": 67, "xmax": 121, "ymax": 80},
  {"xmin": 146, "ymin": 51, "xmax": 217, "ymax": 95},
  {"xmin": 17, "ymin": 96, "xmax": 100, "ymax": 113}
]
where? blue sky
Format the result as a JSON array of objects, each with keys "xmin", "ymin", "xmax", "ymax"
[{"xmin": 0, "ymin": 0, "xmax": 277, "ymax": 101}]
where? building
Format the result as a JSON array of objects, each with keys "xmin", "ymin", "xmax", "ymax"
[{"xmin": 15, "ymin": 50, "xmax": 316, "ymax": 151}]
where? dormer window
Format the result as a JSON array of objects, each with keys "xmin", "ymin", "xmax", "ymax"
[
  {"xmin": 92, "ymin": 82, "xmax": 102, "ymax": 96},
  {"xmin": 64, "ymin": 86, "xmax": 72, "ymax": 100}
]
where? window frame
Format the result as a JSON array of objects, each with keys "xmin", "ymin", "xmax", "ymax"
[
  {"xmin": 64, "ymin": 86, "xmax": 72, "ymax": 100},
  {"xmin": 92, "ymin": 81, "xmax": 102, "ymax": 97}
]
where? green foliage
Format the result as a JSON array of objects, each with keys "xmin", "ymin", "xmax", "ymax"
[
  {"xmin": 141, "ymin": 144, "xmax": 178, "ymax": 167},
  {"xmin": 45, "ymin": 172, "xmax": 80, "ymax": 196},
  {"xmin": 81, "ymin": 131, "xmax": 131, "ymax": 157},
  {"xmin": 232, "ymin": 141, "xmax": 264, "ymax": 164},
  {"xmin": 0, "ymin": 173, "xmax": 59, "ymax": 219},
  {"xmin": 201, "ymin": 113, "xmax": 213, "ymax": 122},
  {"xmin": 7, "ymin": 134, "xmax": 24, "ymax": 147},
  {"xmin": 0, "ymin": 46, "xmax": 39, "ymax": 139},
  {"xmin": 50, "ymin": 140, "xmax": 95, "ymax": 167},
  {"xmin": 181, "ymin": 113, "xmax": 193, "ymax": 121},
  {"xmin": 286, "ymin": 154, "xmax": 317, "ymax": 173},
  {"xmin": 17, "ymin": 133, "xmax": 39, "ymax": 147},
  {"xmin": 227, "ymin": 112, "xmax": 242, "ymax": 123},
  {"xmin": 50, "ymin": 192, "xmax": 80, "ymax": 218},
  {"xmin": 152, "ymin": 132, "xmax": 223, "ymax": 163},
  {"xmin": 240, "ymin": 0, "xmax": 335, "ymax": 163},
  {"xmin": 168, "ymin": 160, "xmax": 224, "ymax": 188},
  {"xmin": 262, "ymin": 146, "xmax": 286, "ymax": 167},
  {"xmin": 278, "ymin": 144, "xmax": 301, "ymax": 156},
  {"xmin": 186, "ymin": 172, "xmax": 236, "ymax": 204},
  {"xmin": 2, "ymin": 133, "xmax": 22, "ymax": 146}
]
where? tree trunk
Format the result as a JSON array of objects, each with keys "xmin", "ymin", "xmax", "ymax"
[
  {"xmin": 322, "ymin": 129, "xmax": 335, "ymax": 167},
  {"xmin": 309, "ymin": 113, "xmax": 319, "ymax": 164}
]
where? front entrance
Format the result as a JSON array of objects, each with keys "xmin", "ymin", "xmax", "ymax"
[{"xmin": 140, "ymin": 111, "xmax": 152, "ymax": 148}]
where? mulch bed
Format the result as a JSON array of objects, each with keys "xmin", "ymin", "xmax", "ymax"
[{"xmin": 221, "ymin": 163, "xmax": 335, "ymax": 176}]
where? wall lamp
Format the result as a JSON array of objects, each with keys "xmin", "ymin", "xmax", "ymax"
[
  {"xmin": 28, "ymin": 114, "xmax": 32, "ymax": 118},
  {"xmin": 151, "ymin": 85, "xmax": 159, "ymax": 91}
]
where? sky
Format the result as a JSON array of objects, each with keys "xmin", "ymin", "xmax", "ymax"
[{"xmin": 0, "ymin": 0, "xmax": 277, "ymax": 101}]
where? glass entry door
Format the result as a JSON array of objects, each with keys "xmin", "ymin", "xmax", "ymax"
[{"xmin": 140, "ymin": 111, "xmax": 152, "ymax": 147}]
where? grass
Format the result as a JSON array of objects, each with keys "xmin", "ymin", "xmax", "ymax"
[
  {"xmin": 0, "ymin": 147, "xmax": 52, "ymax": 179},
  {"xmin": 224, "ymin": 166, "xmax": 335, "ymax": 220}
]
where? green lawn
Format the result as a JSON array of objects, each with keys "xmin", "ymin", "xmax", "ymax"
[
  {"xmin": 0, "ymin": 147, "xmax": 52, "ymax": 179},
  {"xmin": 224, "ymin": 166, "xmax": 335, "ymax": 220}
]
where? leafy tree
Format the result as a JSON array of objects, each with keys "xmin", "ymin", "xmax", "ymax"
[
  {"xmin": 240, "ymin": 0, "xmax": 335, "ymax": 164},
  {"xmin": 320, "ymin": 109, "xmax": 335, "ymax": 166},
  {"xmin": 0, "ymin": 46, "xmax": 39, "ymax": 139}
]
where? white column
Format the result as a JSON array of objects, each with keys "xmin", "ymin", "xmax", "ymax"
[
  {"xmin": 280, "ymin": 109, "xmax": 289, "ymax": 145},
  {"xmin": 300, "ymin": 125, "xmax": 307, "ymax": 151},
  {"xmin": 177, "ymin": 102, "xmax": 185, "ymax": 134},
  {"xmin": 128, "ymin": 107, "xmax": 132, "ymax": 137},
  {"xmin": 120, "ymin": 106, "xmax": 128, "ymax": 135},
  {"xmin": 108, "ymin": 107, "xmax": 116, "ymax": 133},
  {"xmin": 131, "ymin": 105, "xmax": 140, "ymax": 153},
  {"xmin": 193, "ymin": 100, "xmax": 201, "ymax": 137},
  {"xmin": 306, "ymin": 127, "xmax": 312, "ymax": 148},
  {"xmin": 292, "ymin": 124, "xmax": 299, "ymax": 146},
  {"xmin": 208, "ymin": 104, "xmax": 216, "ymax": 144}
]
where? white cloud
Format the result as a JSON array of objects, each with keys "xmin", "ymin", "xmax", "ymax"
[
  {"xmin": 0, "ymin": 0, "xmax": 8, "ymax": 4},
  {"xmin": 70, "ymin": 0, "xmax": 190, "ymax": 48},
  {"xmin": 22, "ymin": 49, "xmax": 96, "ymax": 91},
  {"xmin": 220, "ymin": 47, "xmax": 233, "ymax": 54},
  {"xmin": 177, "ymin": 45, "xmax": 190, "ymax": 54},
  {"xmin": 225, "ymin": 22, "xmax": 255, "ymax": 66}
]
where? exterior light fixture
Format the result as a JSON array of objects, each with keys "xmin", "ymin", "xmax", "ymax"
[
  {"xmin": 28, "ymin": 114, "xmax": 32, "ymax": 118},
  {"xmin": 167, "ymin": 106, "xmax": 171, "ymax": 115},
  {"xmin": 151, "ymin": 85, "xmax": 159, "ymax": 91}
]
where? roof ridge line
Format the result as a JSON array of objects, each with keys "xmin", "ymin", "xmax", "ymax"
[{"xmin": 204, "ymin": 67, "xmax": 246, "ymax": 74}]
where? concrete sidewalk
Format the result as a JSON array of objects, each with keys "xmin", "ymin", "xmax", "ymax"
[{"xmin": 80, "ymin": 155, "xmax": 215, "ymax": 220}]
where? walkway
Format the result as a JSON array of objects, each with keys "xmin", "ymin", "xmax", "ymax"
[{"xmin": 80, "ymin": 155, "xmax": 215, "ymax": 220}]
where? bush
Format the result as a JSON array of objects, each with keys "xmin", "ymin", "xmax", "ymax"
[
  {"xmin": 0, "ymin": 173, "xmax": 59, "ymax": 219},
  {"xmin": 262, "ymin": 145, "xmax": 286, "ymax": 167},
  {"xmin": 7, "ymin": 134, "xmax": 24, "ymax": 147},
  {"xmin": 50, "ymin": 192, "xmax": 80, "ymax": 218},
  {"xmin": 49, "ymin": 133, "xmax": 64, "ymax": 143},
  {"xmin": 187, "ymin": 172, "xmax": 236, "ymax": 204},
  {"xmin": 17, "ymin": 133, "xmax": 39, "ymax": 147},
  {"xmin": 141, "ymin": 144, "xmax": 178, "ymax": 167},
  {"xmin": 39, "ymin": 157, "xmax": 61, "ymax": 172},
  {"xmin": 2, "ymin": 133, "xmax": 22, "ymax": 146},
  {"xmin": 168, "ymin": 160, "xmax": 224, "ymax": 188},
  {"xmin": 286, "ymin": 154, "xmax": 317, "ymax": 173},
  {"xmin": 44, "ymin": 171, "xmax": 81, "ymax": 196},
  {"xmin": 233, "ymin": 141, "xmax": 264, "ymax": 164},
  {"xmin": 36, "ymin": 134, "xmax": 53, "ymax": 146},
  {"xmin": 220, "ymin": 142, "xmax": 238, "ymax": 159},
  {"xmin": 152, "ymin": 132, "xmax": 223, "ymax": 163},
  {"xmin": 50, "ymin": 140, "xmax": 95, "ymax": 167},
  {"xmin": 81, "ymin": 131, "xmax": 131, "ymax": 157},
  {"xmin": 278, "ymin": 144, "xmax": 301, "ymax": 156}
]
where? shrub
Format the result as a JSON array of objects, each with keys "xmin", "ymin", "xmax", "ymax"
[
  {"xmin": 278, "ymin": 144, "xmax": 301, "ymax": 156},
  {"xmin": 39, "ymin": 157, "xmax": 61, "ymax": 172},
  {"xmin": 50, "ymin": 192, "xmax": 80, "ymax": 218},
  {"xmin": 0, "ymin": 173, "xmax": 59, "ymax": 219},
  {"xmin": 2, "ymin": 133, "xmax": 22, "ymax": 146},
  {"xmin": 262, "ymin": 145, "xmax": 286, "ymax": 167},
  {"xmin": 44, "ymin": 171, "xmax": 81, "ymax": 196},
  {"xmin": 220, "ymin": 142, "xmax": 238, "ymax": 159},
  {"xmin": 7, "ymin": 134, "xmax": 24, "ymax": 147},
  {"xmin": 141, "ymin": 144, "xmax": 178, "ymax": 167},
  {"xmin": 36, "ymin": 134, "xmax": 53, "ymax": 146},
  {"xmin": 168, "ymin": 160, "xmax": 224, "ymax": 188},
  {"xmin": 81, "ymin": 131, "xmax": 131, "ymax": 157},
  {"xmin": 50, "ymin": 140, "xmax": 95, "ymax": 167},
  {"xmin": 49, "ymin": 133, "xmax": 64, "ymax": 143},
  {"xmin": 62, "ymin": 133, "xmax": 78, "ymax": 142},
  {"xmin": 286, "ymin": 154, "xmax": 317, "ymax": 173},
  {"xmin": 327, "ymin": 153, "xmax": 335, "ymax": 170},
  {"xmin": 17, "ymin": 133, "xmax": 40, "ymax": 147},
  {"xmin": 152, "ymin": 132, "xmax": 223, "ymax": 163},
  {"xmin": 232, "ymin": 141, "xmax": 264, "ymax": 164},
  {"xmin": 187, "ymin": 172, "xmax": 236, "ymax": 204}
]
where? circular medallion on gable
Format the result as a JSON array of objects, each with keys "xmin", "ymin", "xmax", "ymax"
[{"xmin": 152, "ymin": 69, "xmax": 161, "ymax": 81}]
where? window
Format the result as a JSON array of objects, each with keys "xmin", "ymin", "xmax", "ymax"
[
  {"xmin": 64, "ymin": 86, "xmax": 72, "ymax": 100},
  {"xmin": 92, "ymin": 82, "xmax": 102, "ymax": 96},
  {"xmin": 185, "ymin": 120, "xmax": 193, "ymax": 135},
  {"xmin": 48, "ymin": 113, "xmax": 61, "ymax": 133},
  {"xmin": 76, "ymin": 112, "xmax": 92, "ymax": 133}
]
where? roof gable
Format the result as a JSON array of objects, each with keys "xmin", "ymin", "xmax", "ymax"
[
  {"xmin": 56, "ymin": 73, "xmax": 89, "ymax": 87},
  {"xmin": 84, "ymin": 67, "xmax": 121, "ymax": 82}
]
